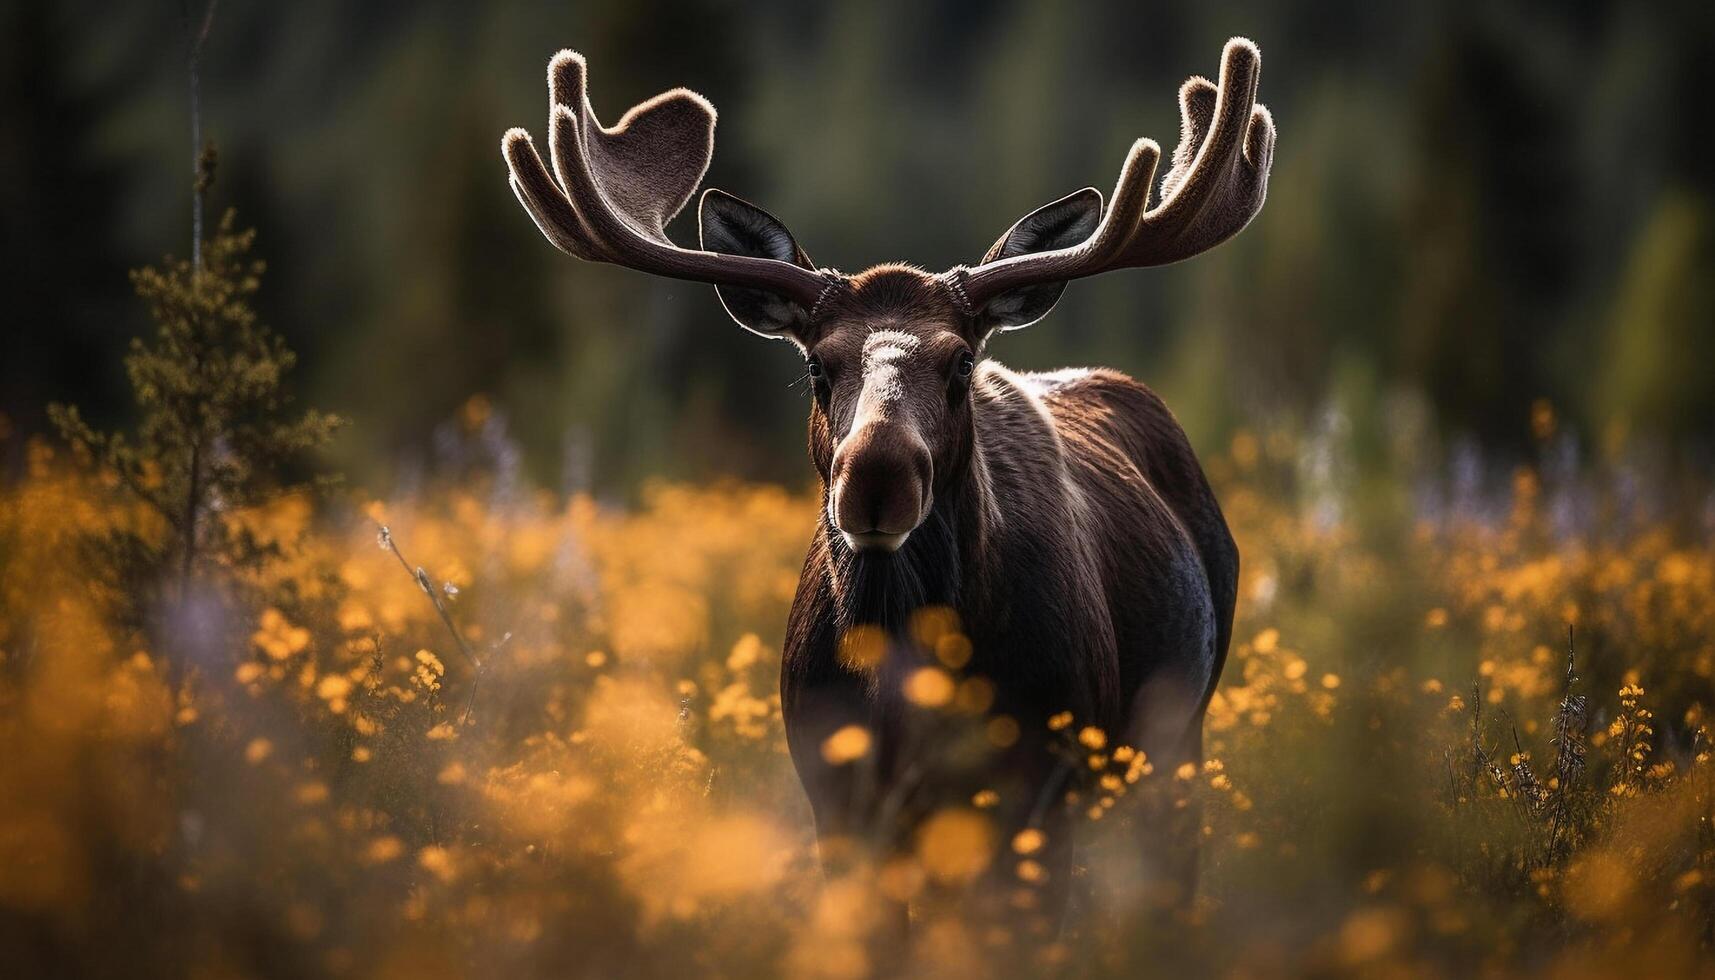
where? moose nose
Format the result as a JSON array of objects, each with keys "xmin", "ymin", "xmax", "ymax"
[{"xmin": 831, "ymin": 425, "xmax": 932, "ymax": 552}]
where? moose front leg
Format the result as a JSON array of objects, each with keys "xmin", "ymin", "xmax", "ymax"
[
  {"xmin": 984, "ymin": 789, "xmax": 1077, "ymax": 942},
  {"xmin": 783, "ymin": 680, "xmax": 912, "ymax": 964},
  {"xmin": 908, "ymin": 728, "xmax": 1081, "ymax": 954},
  {"xmin": 799, "ymin": 760, "xmax": 914, "ymax": 972}
]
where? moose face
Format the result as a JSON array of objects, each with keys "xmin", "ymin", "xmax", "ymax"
[
  {"xmin": 695, "ymin": 189, "xmax": 1106, "ymax": 555},
  {"xmin": 800, "ymin": 274, "xmax": 977, "ymax": 552}
]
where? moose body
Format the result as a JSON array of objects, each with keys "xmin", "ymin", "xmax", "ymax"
[
  {"xmin": 502, "ymin": 35, "xmax": 1272, "ymax": 941},
  {"xmin": 781, "ymin": 320, "xmax": 1238, "ymax": 921}
]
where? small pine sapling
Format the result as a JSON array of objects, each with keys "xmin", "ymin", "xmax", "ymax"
[{"xmin": 50, "ymin": 207, "xmax": 341, "ymax": 619}]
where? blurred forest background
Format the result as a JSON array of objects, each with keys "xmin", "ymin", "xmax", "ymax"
[{"xmin": 5, "ymin": 0, "xmax": 1712, "ymax": 496}]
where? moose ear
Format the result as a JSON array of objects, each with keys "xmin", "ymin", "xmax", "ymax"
[
  {"xmin": 977, "ymin": 188, "xmax": 1103, "ymax": 331},
  {"xmin": 699, "ymin": 189, "xmax": 817, "ymax": 339}
]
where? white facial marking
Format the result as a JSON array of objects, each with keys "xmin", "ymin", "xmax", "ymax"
[
  {"xmin": 863, "ymin": 329, "xmax": 921, "ymax": 366},
  {"xmin": 854, "ymin": 330, "xmax": 920, "ymax": 425}
]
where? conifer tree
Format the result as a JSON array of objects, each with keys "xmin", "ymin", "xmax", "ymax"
[{"xmin": 50, "ymin": 208, "xmax": 342, "ymax": 599}]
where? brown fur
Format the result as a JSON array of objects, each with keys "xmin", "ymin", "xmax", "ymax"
[{"xmin": 778, "ymin": 268, "xmax": 1237, "ymax": 940}]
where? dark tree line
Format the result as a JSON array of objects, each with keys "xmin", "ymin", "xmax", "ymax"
[{"xmin": 5, "ymin": 0, "xmax": 1712, "ymax": 492}]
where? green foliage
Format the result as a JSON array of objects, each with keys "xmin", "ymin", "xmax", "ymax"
[
  {"xmin": 1597, "ymin": 191, "xmax": 1715, "ymax": 437},
  {"xmin": 11, "ymin": 3, "xmax": 1714, "ymax": 482},
  {"xmin": 49, "ymin": 209, "xmax": 341, "ymax": 587}
]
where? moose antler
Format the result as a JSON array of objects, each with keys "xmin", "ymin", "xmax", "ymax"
[
  {"xmin": 502, "ymin": 51, "xmax": 840, "ymax": 313},
  {"xmin": 947, "ymin": 38, "xmax": 1275, "ymax": 315}
]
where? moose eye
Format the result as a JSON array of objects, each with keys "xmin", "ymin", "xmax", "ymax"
[
  {"xmin": 806, "ymin": 356, "xmax": 824, "ymax": 381},
  {"xmin": 955, "ymin": 352, "xmax": 976, "ymax": 379}
]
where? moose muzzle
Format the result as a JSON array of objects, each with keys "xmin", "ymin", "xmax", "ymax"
[{"xmin": 831, "ymin": 422, "xmax": 932, "ymax": 553}]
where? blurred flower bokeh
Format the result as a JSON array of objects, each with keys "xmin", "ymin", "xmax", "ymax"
[{"xmin": 2, "ymin": 400, "xmax": 1710, "ymax": 977}]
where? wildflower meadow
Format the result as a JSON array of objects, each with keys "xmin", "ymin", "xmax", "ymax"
[{"xmin": 3, "ymin": 388, "xmax": 1711, "ymax": 976}]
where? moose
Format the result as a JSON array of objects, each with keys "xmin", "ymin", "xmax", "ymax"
[{"xmin": 502, "ymin": 38, "xmax": 1273, "ymax": 940}]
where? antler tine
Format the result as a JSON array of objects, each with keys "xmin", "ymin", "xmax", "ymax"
[
  {"xmin": 1145, "ymin": 38, "xmax": 1266, "ymax": 236},
  {"xmin": 1160, "ymin": 76, "xmax": 1219, "ymax": 203},
  {"xmin": 505, "ymin": 130, "xmax": 594, "ymax": 259},
  {"xmin": 502, "ymin": 50, "xmax": 836, "ymax": 312},
  {"xmin": 956, "ymin": 38, "xmax": 1275, "ymax": 312}
]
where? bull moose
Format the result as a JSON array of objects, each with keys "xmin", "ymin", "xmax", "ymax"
[{"xmin": 502, "ymin": 37, "xmax": 1273, "ymax": 940}]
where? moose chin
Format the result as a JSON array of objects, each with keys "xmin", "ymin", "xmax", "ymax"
[{"xmin": 502, "ymin": 35, "xmax": 1274, "ymax": 950}]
